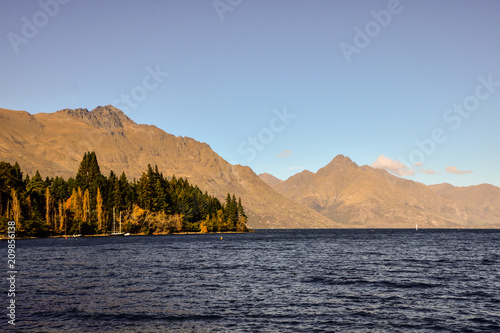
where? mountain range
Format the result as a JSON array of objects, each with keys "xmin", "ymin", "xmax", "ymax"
[
  {"xmin": 263, "ymin": 156, "xmax": 500, "ymax": 228},
  {"xmin": 0, "ymin": 106, "xmax": 337, "ymax": 229},
  {"xmin": 1, "ymin": 106, "xmax": 499, "ymax": 228}
]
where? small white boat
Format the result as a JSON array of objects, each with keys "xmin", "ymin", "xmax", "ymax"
[
  {"xmin": 108, "ymin": 208, "xmax": 126, "ymax": 236},
  {"xmin": 124, "ymin": 233, "xmax": 131, "ymax": 236}
]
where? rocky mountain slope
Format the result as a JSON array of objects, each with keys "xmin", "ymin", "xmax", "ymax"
[
  {"xmin": 273, "ymin": 155, "xmax": 500, "ymax": 228},
  {"xmin": 0, "ymin": 106, "xmax": 337, "ymax": 229}
]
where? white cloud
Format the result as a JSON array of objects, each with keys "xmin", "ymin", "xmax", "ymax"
[
  {"xmin": 421, "ymin": 169, "xmax": 437, "ymax": 175},
  {"xmin": 414, "ymin": 162, "xmax": 423, "ymax": 167},
  {"xmin": 445, "ymin": 166, "xmax": 473, "ymax": 175},
  {"xmin": 287, "ymin": 165, "xmax": 305, "ymax": 172},
  {"xmin": 276, "ymin": 149, "xmax": 291, "ymax": 158},
  {"xmin": 371, "ymin": 155, "xmax": 414, "ymax": 176}
]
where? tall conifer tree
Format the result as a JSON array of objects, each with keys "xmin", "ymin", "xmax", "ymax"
[{"xmin": 76, "ymin": 152, "xmax": 102, "ymax": 189}]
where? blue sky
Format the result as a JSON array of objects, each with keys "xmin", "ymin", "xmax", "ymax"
[{"xmin": 1, "ymin": 0, "xmax": 499, "ymax": 186}]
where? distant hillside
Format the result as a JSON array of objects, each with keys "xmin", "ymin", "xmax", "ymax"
[
  {"xmin": 274, "ymin": 155, "xmax": 500, "ymax": 228},
  {"xmin": 258, "ymin": 173, "xmax": 283, "ymax": 188},
  {"xmin": 429, "ymin": 183, "xmax": 500, "ymax": 227},
  {"xmin": 0, "ymin": 106, "xmax": 337, "ymax": 229}
]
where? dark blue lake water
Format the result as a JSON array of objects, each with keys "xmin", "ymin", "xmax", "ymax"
[{"xmin": 3, "ymin": 229, "xmax": 500, "ymax": 332}]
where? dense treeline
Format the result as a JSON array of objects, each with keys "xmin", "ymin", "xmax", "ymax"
[{"xmin": 0, "ymin": 152, "xmax": 249, "ymax": 237}]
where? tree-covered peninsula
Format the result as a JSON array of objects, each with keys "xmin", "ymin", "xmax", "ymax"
[{"xmin": 0, "ymin": 152, "xmax": 249, "ymax": 237}]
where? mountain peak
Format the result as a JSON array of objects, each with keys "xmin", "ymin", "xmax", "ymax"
[
  {"xmin": 57, "ymin": 105, "xmax": 134, "ymax": 129},
  {"xmin": 93, "ymin": 104, "xmax": 130, "ymax": 118},
  {"xmin": 318, "ymin": 154, "xmax": 358, "ymax": 175},
  {"xmin": 331, "ymin": 154, "xmax": 354, "ymax": 164}
]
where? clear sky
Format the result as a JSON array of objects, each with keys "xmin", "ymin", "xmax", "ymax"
[{"xmin": 1, "ymin": 0, "xmax": 499, "ymax": 186}]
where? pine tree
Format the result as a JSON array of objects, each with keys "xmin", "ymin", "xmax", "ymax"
[
  {"xmin": 118, "ymin": 172, "xmax": 133, "ymax": 210},
  {"xmin": 76, "ymin": 152, "xmax": 102, "ymax": 189},
  {"xmin": 50, "ymin": 176, "xmax": 68, "ymax": 203},
  {"xmin": 237, "ymin": 197, "xmax": 247, "ymax": 218},
  {"xmin": 107, "ymin": 170, "xmax": 118, "ymax": 209},
  {"xmin": 137, "ymin": 169, "xmax": 154, "ymax": 211},
  {"xmin": 26, "ymin": 170, "xmax": 47, "ymax": 221},
  {"xmin": 225, "ymin": 193, "xmax": 238, "ymax": 231},
  {"xmin": 237, "ymin": 197, "xmax": 249, "ymax": 232},
  {"xmin": 153, "ymin": 178, "xmax": 165, "ymax": 212}
]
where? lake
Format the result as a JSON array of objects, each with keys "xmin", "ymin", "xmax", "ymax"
[{"xmin": 5, "ymin": 229, "xmax": 500, "ymax": 332}]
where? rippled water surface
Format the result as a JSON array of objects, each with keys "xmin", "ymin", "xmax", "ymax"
[{"xmin": 5, "ymin": 229, "xmax": 500, "ymax": 332}]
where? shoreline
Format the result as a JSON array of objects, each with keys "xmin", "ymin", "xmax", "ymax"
[{"xmin": 0, "ymin": 230, "xmax": 255, "ymax": 240}]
